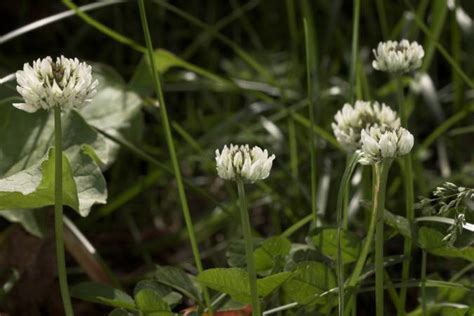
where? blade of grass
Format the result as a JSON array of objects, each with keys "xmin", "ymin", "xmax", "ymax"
[
  {"xmin": 417, "ymin": 102, "xmax": 474, "ymax": 152},
  {"xmin": 150, "ymin": 0, "xmax": 277, "ymax": 86},
  {"xmin": 230, "ymin": 0, "xmax": 263, "ymax": 50},
  {"xmin": 420, "ymin": 0, "xmax": 448, "ymax": 72},
  {"xmin": 93, "ymin": 128, "xmax": 224, "ymax": 212},
  {"xmin": 182, "ymin": 0, "xmax": 261, "ymax": 59},
  {"xmin": 304, "ymin": 19, "xmax": 318, "ymax": 226},
  {"xmin": 281, "ymin": 214, "xmax": 312, "ymax": 238},
  {"xmin": 335, "ymin": 153, "xmax": 360, "ymax": 316},
  {"xmin": 62, "ymin": 0, "xmax": 146, "ymax": 53},
  {"xmin": 137, "ymin": 1, "xmax": 211, "ymax": 312},
  {"xmin": 291, "ymin": 112, "xmax": 342, "ymax": 150},
  {"xmin": 0, "ymin": 0, "xmax": 126, "ymax": 45},
  {"xmin": 375, "ymin": 0, "xmax": 388, "ymax": 39}
]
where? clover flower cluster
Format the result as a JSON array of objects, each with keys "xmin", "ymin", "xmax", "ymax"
[
  {"xmin": 215, "ymin": 144, "xmax": 275, "ymax": 183},
  {"xmin": 372, "ymin": 39, "xmax": 424, "ymax": 73},
  {"xmin": 331, "ymin": 100, "xmax": 400, "ymax": 152},
  {"xmin": 357, "ymin": 126, "xmax": 414, "ymax": 165},
  {"xmin": 14, "ymin": 56, "xmax": 98, "ymax": 113},
  {"xmin": 332, "ymin": 100, "xmax": 413, "ymax": 165}
]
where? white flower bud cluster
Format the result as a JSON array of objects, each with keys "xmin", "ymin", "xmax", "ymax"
[
  {"xmin": 331, "ymin": 100, "xmax": 400, "ymax": 151},
  {"xmin": 357, "ymin": 126, "xmax": 414, "ymax": 165},
  {"xmin": 215, "ymin": 144, "xmax": 275, "ymax": 183},
  {"xmin": 372, "ymin": 39, "xmax": 424, "ymax": 73},
  {"xmin": 14, "ymin": 56, "xmax": 98, "ymax": 113}
]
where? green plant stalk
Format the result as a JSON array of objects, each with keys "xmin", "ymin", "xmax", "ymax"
[
  {"xmin": 342, "ymin": 154, "xmax": 351, "ymax": 229},
  {"xmin": 335, "ymin": 153, "xmax": 360, "ymax": 316},
  {"xmin": 304, "ymin": 19, "xmax": 318, "ymax": 225},
  {"xmin": 344, "ymin": 162, "xmax": 388, "ymax": 316},
  {"xmin": 54, "ymin": 107, "xmax": 74, "ymax": 316},
  {"xmin": 374, "ymin": 161, "xmax": 391, "ymax": 316},
  {"xmin": 396, "ymin": 75, "xmax": 414, "ymax": 316},
  {"xmin": 349, "ymin": 0, "xmax": 360, "ymax": 104},
  {"xmin": 137, "ymin": 0, "xmax": 212, "ymax": 313},
  {"xmin": 237, "ymin": 179, "xmax": 260, "ymax": 316},
  {"xmin": 421, "ymin": 250, "xmax": 427, "ymax": 316}
]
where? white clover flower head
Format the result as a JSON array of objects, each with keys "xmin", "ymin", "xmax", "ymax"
[
  {"xmin": 215, "ymin": 144, "xmax": 275, "ymax": 183},
  {"xmin": 331, "ymin": 100, "xmax": 400, "ymax": 151},
  {"xmin": 14, "ymin": 56, "xmax": 98, "ymax": 113},
  {"xmin": 358, "ymin": 126, "xmax": 414, "ymax": 165},
  {"xmin": 372, "ymin": 39, "xmax": 424, "ymax": 73}
]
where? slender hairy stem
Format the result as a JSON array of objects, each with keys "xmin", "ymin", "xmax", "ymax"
[
  {"xmin": 421, "ymin": 250, "xmax": 427, "ymax": 316},
  {"xmin": 54, "ymin": 107, "xmax": 74, "ymax": 316},
  {"xmin": 374, "ymin": 161, "xmax": 391, "ymax": 316},
  {"xmin": 137, "ymin": 0, "xmax": 212, "ymax": 313},
  {"xmin": 236, "ymin": 179, "xmax": 260, "ymax": 316},
  {"xmin": 396, "ymin": 75, "xmax": 415, "ymax": 316},
  {"xmin": 304, "ymin": 19, "xmax": 318, "ymax": 225},
  {"xmin": 336, "ymin": 153, "xmax": 360, "ymax": 316}
]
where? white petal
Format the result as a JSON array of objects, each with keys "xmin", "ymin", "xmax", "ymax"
[{"xmin": 12, "ymin": 102, "xmax": 38, "ymax": 113}]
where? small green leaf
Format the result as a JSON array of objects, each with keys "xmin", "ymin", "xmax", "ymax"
[
  {"xmin": 282, "ymin": 262, "xmax": 336, "ymax": 305},
  {"xmin": 418, "ymin": 227, "xmax": 474, "ymax": 262},
  {"xmin": 134, "ymin": 289, "xmax": 172, "ymax": 315},
  {"xmin": 257, "ymin": 272, "xmax": 292, "ymax": 297},
  {"xmin": 134, "ymin": 280, "xmax": 182, "ymax": 307},
  {"xmin": 71, "ymin": 281, "xmax": 135, "ymax": 310},
  {"xmin": 384, "ymin": 209, "xmax": 412, "ymax": 239},
  {"xmin": 153, "ymin": 265, "xmax": 201, "ymax": 302},
  {"xmin": 196, "ymin": 268, "xmax": 249, "ymax": 302},
  {"xmin": 226, "ymin": 239, "xmax": 261, "ymax": 268},
  {"xmin": 129, "ymin": 49, "xmax": 231, "ymax": 96},
  {"xmin": 196, "ymin": 268, "xmax": 291, "ymax": 303},
  {"xmin": 418, "ymin": 227, "xmax": 447, "ymax": 249},
  {"xmin": 254, "ymin": 236, "xmax": 291, "ymax": 272},
  {"xmin": 311, "ymin": 228, "xmax": 361, "ymax": 264},
  {"xmin": 109, "ymin": 309, "xmax": 133, "ymax": 316}
]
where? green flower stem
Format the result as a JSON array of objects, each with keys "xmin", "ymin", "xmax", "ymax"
[
  {"xmin": 236, "ymin": 179, "xmax": 260, "ymax": 316},
  {"xmin": 137, "ymin": 0, "xmax": 212, "ymax": 313},
  {"xmin": 374, "ymin": 161, "xmax": 392, "ymax": 316},
  {"xmin": 344, "ymin": 161, "xmax": 391, "ymax": 316},
  {"xmin": 54, "ymin": 107, "xmax": 74, "ymax": 316},
  {"xmin": 421, "ymin": 250, "xmax": 427, "ymax": 316},
  {"xmin": 396, "ymin": 75, "xmax": 415, "ymax": 316},
  {"xmin": 336, "ymin": 153, "xmax": 360, "ymax": 316}
]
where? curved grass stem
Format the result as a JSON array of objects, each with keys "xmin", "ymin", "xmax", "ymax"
[
  {"xmin": 54, "ymin": 107, "xmax": 74, "ymax": 316},
  {"xmin": 137, "ymin": 0, "xmax": 212, "ymax": 313},
  {"xmin": 336, "ymin": 153, "xmax": 360, "ymax": 316},
  {"xmin": 237, "ymin": 179, "xmax": 260, "ymax": 316}
]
